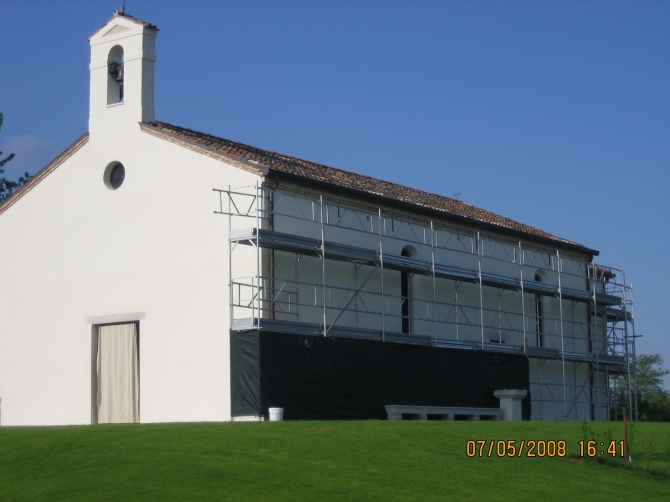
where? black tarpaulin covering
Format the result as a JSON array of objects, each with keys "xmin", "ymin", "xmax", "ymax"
[
  {"xmin": 230, "ymin": 329, "xmax": 261, "ymax": 417},
  {"xmin": 230, "ymin": 331, "xmax": 531, "ymax": 420}
]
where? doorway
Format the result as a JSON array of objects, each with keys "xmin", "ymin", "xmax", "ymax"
[{"xmin": 95, "ymin": 322, "xmax": 139, "ymax": 423}]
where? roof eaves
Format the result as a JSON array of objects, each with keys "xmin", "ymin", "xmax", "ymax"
[{"xmin": 0, "ymin": 133, "xmax": 89, "ymax": 217}]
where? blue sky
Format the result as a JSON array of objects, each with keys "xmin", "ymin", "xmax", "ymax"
[{"xmin": 2, "ymin": 1, "xmax": 669, "ymax": 383}]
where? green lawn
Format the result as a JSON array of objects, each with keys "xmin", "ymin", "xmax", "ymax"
[{"xmin": 1, "ymin": 420, "xmax": 668, "ymax": 501}]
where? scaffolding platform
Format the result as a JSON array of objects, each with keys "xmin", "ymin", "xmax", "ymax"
[{"xmin": 230, "ymin": 227, "xmax": 622, "ymax": 306}]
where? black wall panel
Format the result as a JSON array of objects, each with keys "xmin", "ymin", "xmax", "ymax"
[{"xmin": 231, "ymin": 331, "xmax": 531, "ymax": 420}]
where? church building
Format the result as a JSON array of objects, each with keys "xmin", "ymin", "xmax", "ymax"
[{"xmin": 0, "ymin": 12, "xmax": 636, "ymax": 425}]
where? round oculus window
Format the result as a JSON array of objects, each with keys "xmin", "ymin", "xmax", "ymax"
[{"xmin": 104, "ymin": 161, "xmax": 125, "ymax": 190}]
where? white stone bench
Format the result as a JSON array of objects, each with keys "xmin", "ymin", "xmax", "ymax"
[{"xmin": 385, "ymin": 405, "xmax": 502, "ymax": 421}]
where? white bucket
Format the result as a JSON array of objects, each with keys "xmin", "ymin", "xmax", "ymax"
[{"xmin": 268, "ymin": 407, "xmax": 284, "ymax": 422}]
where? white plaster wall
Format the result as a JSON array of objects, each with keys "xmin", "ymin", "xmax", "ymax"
[
  {"xmin": 529, "ymin": 359, "xmax": 596, "ymax": 420},
  {"xmin": 0, "ymin": 126, "xmax": 259, "ymax": 426}
]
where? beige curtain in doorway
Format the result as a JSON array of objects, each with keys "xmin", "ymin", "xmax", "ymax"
[{"xmin": 97, "ymin": 323, "xmax": 139, "ymax": 423}]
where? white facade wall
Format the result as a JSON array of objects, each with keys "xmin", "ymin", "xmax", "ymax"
[
  {"xmin": 0, "ymin": 131, "xmax": 259, "ymax": 426},
  {"xmin": 0, "ymin": 14, "xmax": 261, "ymax": 425}
]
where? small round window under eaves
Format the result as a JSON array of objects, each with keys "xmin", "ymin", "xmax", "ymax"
[{"xmin": 104, "ymin": 161, "xmax": 125, "ymax": 190}]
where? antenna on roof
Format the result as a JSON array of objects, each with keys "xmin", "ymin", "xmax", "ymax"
[
  {"xmin": 454, "ymin": 192, "xmax": 461, "ymax": 201},
  {"xmin": 116, "ymin": 1, "xmax": 126, "ymax": 15}
]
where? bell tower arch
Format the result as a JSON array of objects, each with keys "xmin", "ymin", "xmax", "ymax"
[
  {"xmin": 106, "ymin": 45, "xmax": 124, "ymax": 105},
  {"xmin": 88, "ymin": 11, "xmax": 158, "ymax": 136}
]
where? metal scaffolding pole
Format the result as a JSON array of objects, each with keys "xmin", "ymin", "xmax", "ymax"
[
  {"xmin": 431, "ymin": 221, "xmax": 437, "ymax": 345},
  {"xmin": 573, "ymin": 360, "xmax": 578, "ymax": 420},
  {"xmin": 497, "ymin": 290, "xmax": 502, "ymax": 342},
  {"xmin": 539, "ymin": 359, "xmax": 543, "ymax": 420},
  {"xmin": 378, "ymin": 208, "xmax": 385, "ymax": 341},
  {"xmin": 320, "ymin": 195, "xmax": 327, "ymax": 336},
  {"xmin": 591, "ymin": 257, "xmax": 601, "ymax": 419},
  {"xmin": 477, "ymin": 232, "xmax": 485, "ymax": 348},
  {"xmin": 631, "ymin": 284, "xmax": 639, "ymax": 421},
  {"xmin": 228, "ymin": 185, "xmax": 233, "ymax": 330},
  {"xmin": 255, "ymin": 182, "xmax": 261, "ymax": 325},
  {"xmin": 557, "ymin": 250, "xmax": 567, "ymax": 418},
  {"xmin": 455, "ymin": 281, "xmax": 460, "ymax": 340},
  {"xmin": 571, "ymin": 300, "xmax": 578, "ymax": 420},
  {"xmin": 622, "ymin": 269, "xmax": 632, "ymax": 421},
  {"xmin": 519, "ymin": 242, "xmax": 526, "ymax": 351}
]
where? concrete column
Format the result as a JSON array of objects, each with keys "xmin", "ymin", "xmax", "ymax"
[{"xmin": 494, "ymin": 389, "xmax": 527, "ymax": 421}]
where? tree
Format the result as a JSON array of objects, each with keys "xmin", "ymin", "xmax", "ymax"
[
  {"xmin": 0, "ymin": 112, "xmax": 32, "ymax": 204},
  {"xmin": 636, "ymin": 354, "xmax": 670, "ymax": 422},
  {"xmin": 611, "ymin": 354, "xmax": 670, "ymax": 422},
  {"xmin": 640, "ymin": 390, "xmax": 670, "ymax": 422},
  {"xmin": 636, "ymin": 354, "xmax": 669, "ymax": 396}
]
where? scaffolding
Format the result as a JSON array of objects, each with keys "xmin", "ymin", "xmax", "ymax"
[{"xmin": 215, "ymin": 183, "xmax": 637, "ymax": 421}]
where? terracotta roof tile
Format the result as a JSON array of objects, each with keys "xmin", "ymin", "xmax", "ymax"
[{"xmin": 145, "ymin": 121, "xmax": 593, "ymax": 253}]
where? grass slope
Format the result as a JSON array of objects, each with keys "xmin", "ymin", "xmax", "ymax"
[{"xmin": 1, "ymin": 421, "xmax": 669, "ymax": 501}]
